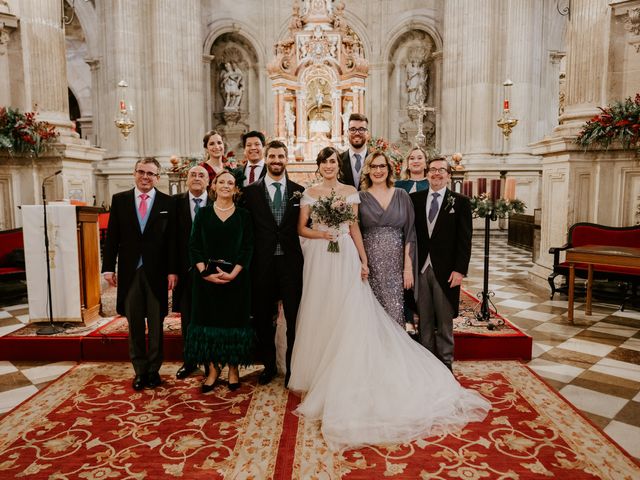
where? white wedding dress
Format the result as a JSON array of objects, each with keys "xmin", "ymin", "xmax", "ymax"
[{"xmin": 289, "ymin": 192, "xmax": 490, "ymax": 451}]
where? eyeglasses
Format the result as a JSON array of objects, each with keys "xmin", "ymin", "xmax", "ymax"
[
  {"xmin": 428, "ymin": 167, "xmax": 448, "ymax": 174},
  {"xmin": 348, "ymin": 127, "xmax": 368, "ymax": 134},
  {"xmin": 135, "ymin": 169, "xmax": 159, "ymax": 178},
  {"xmin": 369, "ymin": 164, "xmax": 388, "ymax": 170}
]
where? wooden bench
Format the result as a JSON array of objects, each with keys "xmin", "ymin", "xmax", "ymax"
[{"xmin": 548, "ymin": 222, "xmax": 640, "ymax": 309}]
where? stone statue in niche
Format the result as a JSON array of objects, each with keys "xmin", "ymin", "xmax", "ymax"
[
  {"xmin": 220, "ymin": 62, "xmax": 244, "ymax": 111},
  {"xmin": 285, "ymin": 102, "xmax": 296, "ymax": 137},
  {"xmin": 406, "ymin": 59, "xmax": 427, "ymax": 106},
  {"xmin": 341, "ymin": 100, "xmax": 352, "ymax": 138}
]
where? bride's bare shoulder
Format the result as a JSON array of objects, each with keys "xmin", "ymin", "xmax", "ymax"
[{"xmin": 337, "ymin": 184, "xmax": 357, "ymax": 197}]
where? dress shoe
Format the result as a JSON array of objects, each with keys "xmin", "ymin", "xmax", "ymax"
[
  {"xmin": 258, "ymin": 368, "xmax": 276, "ymax": 385},
  {"xmin": 228, "ymin": 381, "xmax": 240, "ymax": 391},
  {"xmin": 146, "ymin": 372, "xmax": 162, "ymax": 389},
  {"xmin": 176, "ymin": 364, "xmax": 197, "ymax": 379},
  {"xmin": 132, "ymin": 375, "xmax": 146, "ymax": 391}
]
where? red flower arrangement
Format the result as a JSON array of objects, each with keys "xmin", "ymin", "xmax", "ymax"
[
  {"xmin": 0, "ymin": 107, "xmax": 58, "ymax": 156},
  {"xmin": 576, "ymin": 94, "xmax": 640, "ymax": 153}
]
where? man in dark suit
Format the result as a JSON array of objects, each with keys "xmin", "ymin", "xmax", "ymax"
[
  {"xmin": 241, "ymin": 130, "xmax": 267, "ymax": 187},
  {"xmin": 102, "ymin": 157, "xmax": 177, "ymax": 390},
  {"xmin": 339, "ymin": 113, "xmax": 370, "ymax": 189},
  {"xmin": 172, "ymin": 165, "xmax": 210, "ymax": 379},
  {"xmin": 411, "ymin": 156, "xmax": 472, "ymax": 371},
  {"xmin": 242, "ymin": 140, "xmax": 304, "ymax": 386}
]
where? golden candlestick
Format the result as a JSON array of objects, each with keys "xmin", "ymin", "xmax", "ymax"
[
  {"xmin": 114, "ymin": 80, "xmax": 135, "ymax": 139},
  {"xmin": 497, "ymin": 79, "xmax": 518, "ymax": 139}
]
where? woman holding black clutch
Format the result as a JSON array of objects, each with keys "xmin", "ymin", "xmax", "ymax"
[{"xmin": 186, "ymin": 170, "xmax": 254, "ymax": 392}]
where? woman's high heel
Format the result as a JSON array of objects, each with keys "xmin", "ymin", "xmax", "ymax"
[{"xmin": 201, "ymin": 364, "xmax": 221, "ymax": 393}]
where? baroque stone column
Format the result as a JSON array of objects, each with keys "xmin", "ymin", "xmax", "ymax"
[
  {"xmin": 0, "ymin": 4, "xmax": 17, "ymax": 108},
  {"xmin": 331, "ymin": 90, "xmax": 341, "ymax": 143},
  {"xmin": 295, "ymin": 89, "xmax": 308, "ymax": 142}
]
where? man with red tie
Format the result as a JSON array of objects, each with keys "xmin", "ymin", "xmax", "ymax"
[
  {"xmin": 102, "ymin": 157, "xmax": 177, "ymax": 391},
  {"xmin": 241, "ymin": 130, "xmax": 267, "ymax": 187}
]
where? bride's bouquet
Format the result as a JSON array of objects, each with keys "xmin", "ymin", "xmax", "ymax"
[{"xmin": 310, "ymin": 189, "xmax": 357, "ymax": 253}]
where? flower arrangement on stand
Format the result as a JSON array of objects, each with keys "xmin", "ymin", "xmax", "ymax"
[
  {"xmin": 367, "ymin": 137, "xmax": 404, "ymax": 178},
  {"xmin": 576, "ymin": 93, "xmax": 640, "ymax": 154},
  {"xmin": 0, "ymin": 107, "xmax": 58, "ymax": 157},
  {"xmin": 470, "ymin": 194, "xmax": 526, "ymax": 220}
]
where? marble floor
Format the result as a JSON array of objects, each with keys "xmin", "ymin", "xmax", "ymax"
[{"xmin": 0, "ymin": 235, "xmax": 639, "ymax": 461}]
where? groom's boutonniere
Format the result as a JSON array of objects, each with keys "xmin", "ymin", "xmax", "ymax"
[
  {"xmin": 445, "ymin": 195, "xmax": 456, "ymax": 213},
  {"xmin": 290, "ymin": 190, "xmax": 303, "ymax": 201}
]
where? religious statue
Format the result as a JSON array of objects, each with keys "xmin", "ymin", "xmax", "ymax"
[
  {"xmin": 285, "ymin": 102, "xmax": 296, "ymax": 137},
  {"xmin": 220, "ymin": 62, "xmax": 244, "ymax": 111},
  {"xmin": 341, "ymin": 100, "xmax": 352, "ymax": 136},
  {"xmin": 406, "ymin": 59, "xmax": 427, "ymax": 106}
]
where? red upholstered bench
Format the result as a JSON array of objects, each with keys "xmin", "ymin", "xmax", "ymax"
[
  {"xmin": 0, "ymin": 228, "xmax": 25, "ymax": 280},
  {"xmin": 548, "ymin": 223, "xmax": 640, "ymax": 308}
]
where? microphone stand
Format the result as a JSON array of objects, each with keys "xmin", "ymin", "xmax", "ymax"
[{"xmin": 37, "ymin": 170, "xmax": 65, "ymax": 335}]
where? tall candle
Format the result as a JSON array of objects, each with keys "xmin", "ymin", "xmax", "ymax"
[
  {"xmin": 477, "ymin": 178, "xmax": 487, "ymax": 196},
  {"xmin": 504, "ymin": 178, "xmax": 516, "ymax": 200},
  {"xmin": 490, "ymin": 179, "xmax": 501, "ymax": 201},
  {"xmin": 503, "ymin": 100, "xmax": 509, "ymax": 111},
  {"xmin": 119, "ymin": 100, "xmax": 126, "ymax": 111},
  {"xmin": 463, "ymin": 180, "xmax": 473, "ymax": 197}
]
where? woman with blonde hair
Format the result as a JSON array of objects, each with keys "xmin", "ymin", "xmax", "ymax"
[{"xmin": 395, "ymin": 146, "xmax": 429, "ymax": 194}]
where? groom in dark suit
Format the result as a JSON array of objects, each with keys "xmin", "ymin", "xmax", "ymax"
[
  {"xmin": 102, "ymin": 157, "xmax": 177, "ymax": 390},
  {"xmin": 411, "ymin": 156, "xmax": 472, "ymax": 371},
  {"xmin": 172, "ymin": 165, "xmax": 210, "ymax": 379},
  {"xmin": 242, "ymin": 140, "xmax": 304, "ymax": 386}
]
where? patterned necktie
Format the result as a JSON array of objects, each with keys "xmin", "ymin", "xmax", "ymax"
[
  {"xmin": 354, "ymin": 153, "xmax": 362, "ymax": 172},
  {"xmin": 428, "ymin": 192, "xmax": 440, "ymax": 223},
  {"xmin": 139, "ymin": 193, "xmax": 149, "ymax": 218},
  {"xmin": 249, "ymin": 165, "xmax": 257, "ymax": 184},
  {"xmin": 193, "ymin": 197, "xmax": 202, "ymax": 216},
  {"xmin": 273, "ymin": 182, "xmax": 282, "ymax": 210}
]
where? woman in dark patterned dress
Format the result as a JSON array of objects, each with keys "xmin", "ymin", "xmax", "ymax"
[{"xmin": 186, "ymin": 170, "xmax": 254, "ymax": 393}]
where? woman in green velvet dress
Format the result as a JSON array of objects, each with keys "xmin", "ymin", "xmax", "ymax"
[{"xmin": 186, "ymin": 170, "xmax": 254, "ymax": 393}]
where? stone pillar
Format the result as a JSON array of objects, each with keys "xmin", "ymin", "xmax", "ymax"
[
  {"xmin": 85, "ymin": 57, "xmax": 100, "ymax": 146},
  {"xmin": 274, "ymin": 87, "xmax": 286, "ymax": 139},
  {"xmin": 19, "ymin": 0, "xmax": 75, "ymax": 135},
  {"xmin": 441, "ymin": 0, "xmax": 495, "ymax": 160},
  {"xmin": 296, "ymin": 89, "xmax": 308, "ymax": 142},
  {"xmin": 331, "ymin": 89, "xmax": 341, "ymax": 143},
  {"xmin": 203, "ymin": 54, "xmax": 215, "ymax": 132},
  {"xmin": 557, "ymin": 0, "xmax": 609, "ymax": 132}
]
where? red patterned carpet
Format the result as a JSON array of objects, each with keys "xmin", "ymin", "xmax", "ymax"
[{"xmin": 0, "ymin": 362, "xmax": 637, "ymax": 479}]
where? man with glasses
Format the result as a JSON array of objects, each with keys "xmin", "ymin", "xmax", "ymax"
[
  {"xmin": 102, "ymin": 157, "xmax": 177, "ymax": 391},
  {"xmin": 173, "ymin": 165, "xmax": 210, "ymax": 379},
  {"xmin": 410, "ymin": 156, "xmax": 472, "ymax": 372},
  {"xmin": 339, "ymin": 113, "xmax": 370, "ymax": 189}
]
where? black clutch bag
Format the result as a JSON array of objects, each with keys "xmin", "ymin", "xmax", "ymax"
[{"xmin": 202, "ymin": 259, "xmax": 235, "ymax": 275}]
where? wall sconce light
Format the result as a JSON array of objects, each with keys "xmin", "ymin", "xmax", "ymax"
[
  {"xmin": 496, "ymin": 79, "xmax": 518, "ymax": 139},
  {"xmin": 114, "ymin": 80, "xmax": 135, "ymax": 139}
]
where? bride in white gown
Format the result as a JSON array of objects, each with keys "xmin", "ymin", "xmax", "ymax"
[{"xmin": 288, "ymin": 147, "xmax": 490, "ymax": 451}]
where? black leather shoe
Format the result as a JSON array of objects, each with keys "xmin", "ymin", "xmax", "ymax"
[
  {"xmin": 176, "ymin": 364, "xmax": 197, "ymax": 379},
  {"xmin": 132, "ymin": 375, "xmax": 146, "ymax": 391},
  {"xmin": 228, "ymin": 381, "xmax": 240, "ymax": 391},
  {"xmin": 146, "ymin": 372, "xmax": 162, "ymax": 389},
  {"xmin": 258, "ymin": 368, "xmax": 276, "ymax": 385}
]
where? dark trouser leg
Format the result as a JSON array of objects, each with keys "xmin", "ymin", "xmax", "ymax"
[
  {"xmin": 125, "ymin": 268, "xmax": 149, "ymax": 376},
  {"xmin": 179, "ymin": 272, "xmax": 193, "ymax": 361},
  {"xmin": 417, "ymin": 266, "xmax": 455, "ymax": 370},
  {"xmin": 275, "ymin": 257, "xmax": 302, "ymax": 380},
  {"xmin": 253, "ymin": 275, "xmax": 278, "ymax": 372},
  {"xmin": 142, "ymin": 269, "xmax": 164, "ymax": 374}
]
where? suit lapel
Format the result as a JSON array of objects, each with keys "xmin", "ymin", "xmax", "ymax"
[
  {"xmin": 430, "ymin": 188, "xmax": 451, "ymax": 239},
  {"xmin": 255, "ymin": 179, "xmax": 278, "ymax": 227},
  {"xmin": 144, "ymin": 189, "xmax": 163, "ymax": 235},
  {"xmin": 125, "ymin": 189, "xmax": 142, "ymax": 236}
]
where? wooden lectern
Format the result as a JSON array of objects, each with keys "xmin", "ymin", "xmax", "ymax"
[{"xmin": 76, "ymin": 206, "xmax": 103, "ymax": 324}]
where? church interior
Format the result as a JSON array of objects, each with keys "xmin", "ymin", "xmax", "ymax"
[{"xmin": 0, "ymin": 0, "xmax": 639, "ymax": 477}]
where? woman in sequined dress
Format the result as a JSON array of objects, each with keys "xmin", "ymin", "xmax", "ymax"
[
  {"xmin": 289, "ymin": 147, "xmax": 490, "ymax": 452},
  {"xmin": 358, "ymin": 151, "xmax": 416, "ymax": 327}
]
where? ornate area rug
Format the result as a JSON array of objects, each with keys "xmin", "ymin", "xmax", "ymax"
[{"xmin": 0, "ymin": 362, "xmax": 637, "ymax": 479}]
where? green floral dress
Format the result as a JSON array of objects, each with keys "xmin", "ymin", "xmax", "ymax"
[{"xmin": 185, "ymin": 206, "xmax": 254, "ymax": 366}]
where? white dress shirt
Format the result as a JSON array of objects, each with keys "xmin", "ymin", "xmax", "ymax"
[
  {"xmin": 421, "ymin": 186, "xmax": 447, "ymax": 273},
  {"xmin": 349, "ymin": 148, "xmax": 367, "ymax": 186},
  {"xmin": 264, "ymin": 174, "xmax": 286, "ymax": 202},
  {"xmin": 188, "ymin": 191, "xmax": 209, "ymax": 221},
  {"xmin": 243, "ymin": 160, "xmax": 265, "ymax": 186},
  {"xmin": 134, "ymin": 187, "xmax": 156, "ymax": 212}
]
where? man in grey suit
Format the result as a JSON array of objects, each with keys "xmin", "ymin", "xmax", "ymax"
[
  {"xmin": 339, "ymin": 113, "xmax": 370, "ymax": 189},
  {"xmin": 411, "ymin": 156, "xmax": 472, "ymax": 371},
  {"xmin": 173, "ymin": 165, "xmax": 210, "ymax": 379}
]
